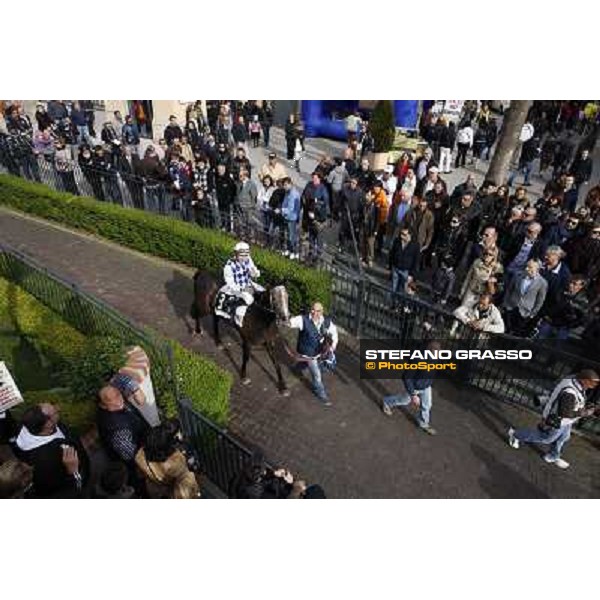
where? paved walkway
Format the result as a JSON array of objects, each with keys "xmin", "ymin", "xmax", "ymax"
[{"xmin": 2, "ymin": 207, "xmax": 599, "ymax": 498}]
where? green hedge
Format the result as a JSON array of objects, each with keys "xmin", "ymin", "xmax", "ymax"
[
  {"xmin": 0, "ymin": 174, "xmax": 332, "ymax": 311},
  {"xmin": 0, "ymin": 276, "xmax": 231, "ymax": 429}
]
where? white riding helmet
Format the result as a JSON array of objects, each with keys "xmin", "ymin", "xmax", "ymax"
[{"xmin": 234, "ymin": 241, "xmax": 250, "ymax": 255}]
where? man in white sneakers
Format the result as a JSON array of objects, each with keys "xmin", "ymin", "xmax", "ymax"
[{"xmin": 508, "ymin": 369, "xmax": 600, "ymax": 469}]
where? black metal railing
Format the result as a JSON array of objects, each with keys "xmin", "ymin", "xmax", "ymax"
[
  {"xmin": 323, "ymin": 260, "xmax": 600, "ymax": 434},
  {"xmin": 0, "ymin": 244, "xmax": 177, "ymax": 399},
  {"xmin": 177, "ymin": 397, "xmax": 256, "ymax": 495}
]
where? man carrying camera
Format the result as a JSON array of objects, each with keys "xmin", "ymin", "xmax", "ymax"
[{"xmin": 508, "ymin": 369, "xmax": 600, "ymax": 469}]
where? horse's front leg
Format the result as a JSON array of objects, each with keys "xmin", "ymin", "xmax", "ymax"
[
  {"xmin": 241, "ymin": 339, "xmax": 251, "ymax": 385},
  {"xmin": 214, "ymin": 314, "xmax": 223, "ymax": 349},
  {"xmin": 192, "ymin": 305, "xmax": 203, "ymax": 336},
  {"xmin": 265, "ymin": 340, "xmax": 290, "ymax": 397}
]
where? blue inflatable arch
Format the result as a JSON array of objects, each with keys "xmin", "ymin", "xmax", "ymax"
[{"xmin": 301, "ymin": 100, "xmax": 420, "ymax": 140}]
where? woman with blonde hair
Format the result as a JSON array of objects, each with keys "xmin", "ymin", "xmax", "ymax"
[
  {"xmin": 460, "ymin": 247, "xmax": 503, "ymax": 308},
  {"xmin": 135, "ymin": 419, "xmax": 200, "ymax": 499}
]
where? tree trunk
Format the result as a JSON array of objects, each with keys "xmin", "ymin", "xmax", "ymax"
[{"xmin": 486, "ymin": 100, "xmax": 533, "ymax": 185}]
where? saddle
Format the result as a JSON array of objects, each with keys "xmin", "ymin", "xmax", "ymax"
[{"xmin": 214, "ymin": 291, "xmax": 242, "ymax": 321}]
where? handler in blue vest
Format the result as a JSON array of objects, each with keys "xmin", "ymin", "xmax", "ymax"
[{"xmin": 288, "ymin": 302, "xmax": 338, "ymax": 406}]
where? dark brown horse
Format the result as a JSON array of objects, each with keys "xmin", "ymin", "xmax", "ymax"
[{"xmin": 191, "ymin": 271, "xmax": 291, "ymax": 395}]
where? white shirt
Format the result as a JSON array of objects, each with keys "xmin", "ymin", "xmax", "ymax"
[
  {"xmin": 289, "ymin": 315, "xmax": 339, "ymax": 351},
  {"xmin": 457, "ymin": 126, "xmax": 474, "ymax": 146},
  {"xmin": 16, "ymin": 425, "xmax": 65, "ymax": 451},
  {"xmin": 382, "ymin": 176, "xmax": 397, "ymax": 204}
]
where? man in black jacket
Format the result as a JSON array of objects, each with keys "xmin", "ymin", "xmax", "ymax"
[
  {"xmin": 388, "ymin": 227, "xmax": 420, "ymax": 308},
  {"xmin": 163, "ymin": 115, "xmax": 183, "ymax": 146},
  {"xmin": 356, "ymin": 158, "xmax": 377, "ymax": 191},
  {"xmin": 13, "ymin": 403, "xmax": 89, "ymax": 498},
  {"xmin": 338, "ymin": 177, "xmax": 364, "ymax": 252},
  {"xmin": 539, "ymin": 245, "xmax": 572, "ymax": 316},
  {"xmin": 214, "ymin": 163, "xmax": 237, "ymax": 229},
  {"xmin": 438, "ymin": 120, "xmax": 456, "ymax": 174},
  {"xmin": 509, "ymin": 137, "xmax": 539, "ymax": 187},
  {"xmin": 569, "ymin": 148, "xmax": 593, "ymax": 198},
  {"xmin": 536, "ymin": 275, "xmax": 589, "ymax": 339},
  {"xmin": 508, "ymin": 370, "xmax": 599, "ymax": 469}
]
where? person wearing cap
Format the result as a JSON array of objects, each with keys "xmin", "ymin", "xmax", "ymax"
[
  {"xmin": 508, "ymin": 369, "xmax": 600, "ymax": 469},
  {"xmin": 218, "ymin": 242, "xmax": 264, "ymax": 326},
  {"xmin": 259, "ymin": 152, "xmax": 288, "ymax": 183},
  {"xmin": 416, "ymin": 165, "xmax": 446, "ymax": 198}
]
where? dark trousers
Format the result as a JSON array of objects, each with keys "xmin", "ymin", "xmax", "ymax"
[
  {"xmin": 286, "ymin": 138, "xmax": 295, "ymax": 160},
  {"xmin": 504, "ymin": 308, "xmax": 535, "ymax": 337},
  {"xmin": 263, "ymin": 125, "xmax": 271, "ymax": 147},
  {"xmin": 375, "ymin": 223, "xmax": 386, "ymax": 257},
  {"xmin": 455, "ymin": 143, "xmax": 469, "ymax": 168}
]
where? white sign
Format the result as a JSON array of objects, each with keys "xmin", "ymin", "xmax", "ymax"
[
  {"xmin": 122, "ymin": 347, "xmax": 160, "ymax": 427},
  {"xmin": 0, "ymin": 362, "xmax": 24, "ymax": 412},
  {"xmin": 135, "ymin": 374, "xmax": 160, "ymax": 427},
  {"xmin": 431, "ymin": 100, "xmax": 466, "ymax": 123}
]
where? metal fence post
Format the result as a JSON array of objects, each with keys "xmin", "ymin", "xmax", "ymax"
[{"xmin": 354, "ymin": 276, "xmax": 366, "ymax": 338}]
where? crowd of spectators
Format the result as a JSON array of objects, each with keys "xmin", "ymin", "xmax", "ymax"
[
  {"xmin": 0, "ymin": 364, "xmax": 320, "ymax": 499},
  {"xmin": 1, "ymin": 99, "xmax": 599, "ymax": 345}
]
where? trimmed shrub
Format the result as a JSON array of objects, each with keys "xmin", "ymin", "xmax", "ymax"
[
  {"xmin": 370, "ymin": 100, "xmax": 396, "ymax": 153},
  {"xmin": 0, "ymin": 174, "xmax": 332, "ymax": 311},
  {"xmin": 167, "ymin": 341, "xmax": 232, "ymax": 426}
]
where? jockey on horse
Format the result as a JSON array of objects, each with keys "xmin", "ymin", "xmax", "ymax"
[{"xmin": 216, "ymin": 241, "xmax": 266, "ymax": 327}]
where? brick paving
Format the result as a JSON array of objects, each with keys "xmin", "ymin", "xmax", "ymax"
[{"xmin": 1, "ymin": 208, "xmax": 599, "ymax": 498}]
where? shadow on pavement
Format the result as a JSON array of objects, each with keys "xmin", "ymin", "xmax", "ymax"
[
  {"xmin": 334, "ymin": 339, "xmax": 395, "ymax": 407},
  {"xmin": 164, "ymin": 269, "xmax": 195, "ymax": 334},
  {"xmin": 441, "ymin": 381, "xmax": 521, "ymax": 443},
  {"xmin": 471, "ymin": 442, "xmax": 549, "ymax": 499}
]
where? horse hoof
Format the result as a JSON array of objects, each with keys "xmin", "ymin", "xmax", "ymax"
[
  {"xmin": 280, "ymin": 388, "xmax": 291, "ymax": 397},
  {"xmin": 241, "ymin": 377, "xmax": 251, "ymax": 386},
  {"xmin": 216, "ymin": 343, "xmax": 224, "ymax": 350}
]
